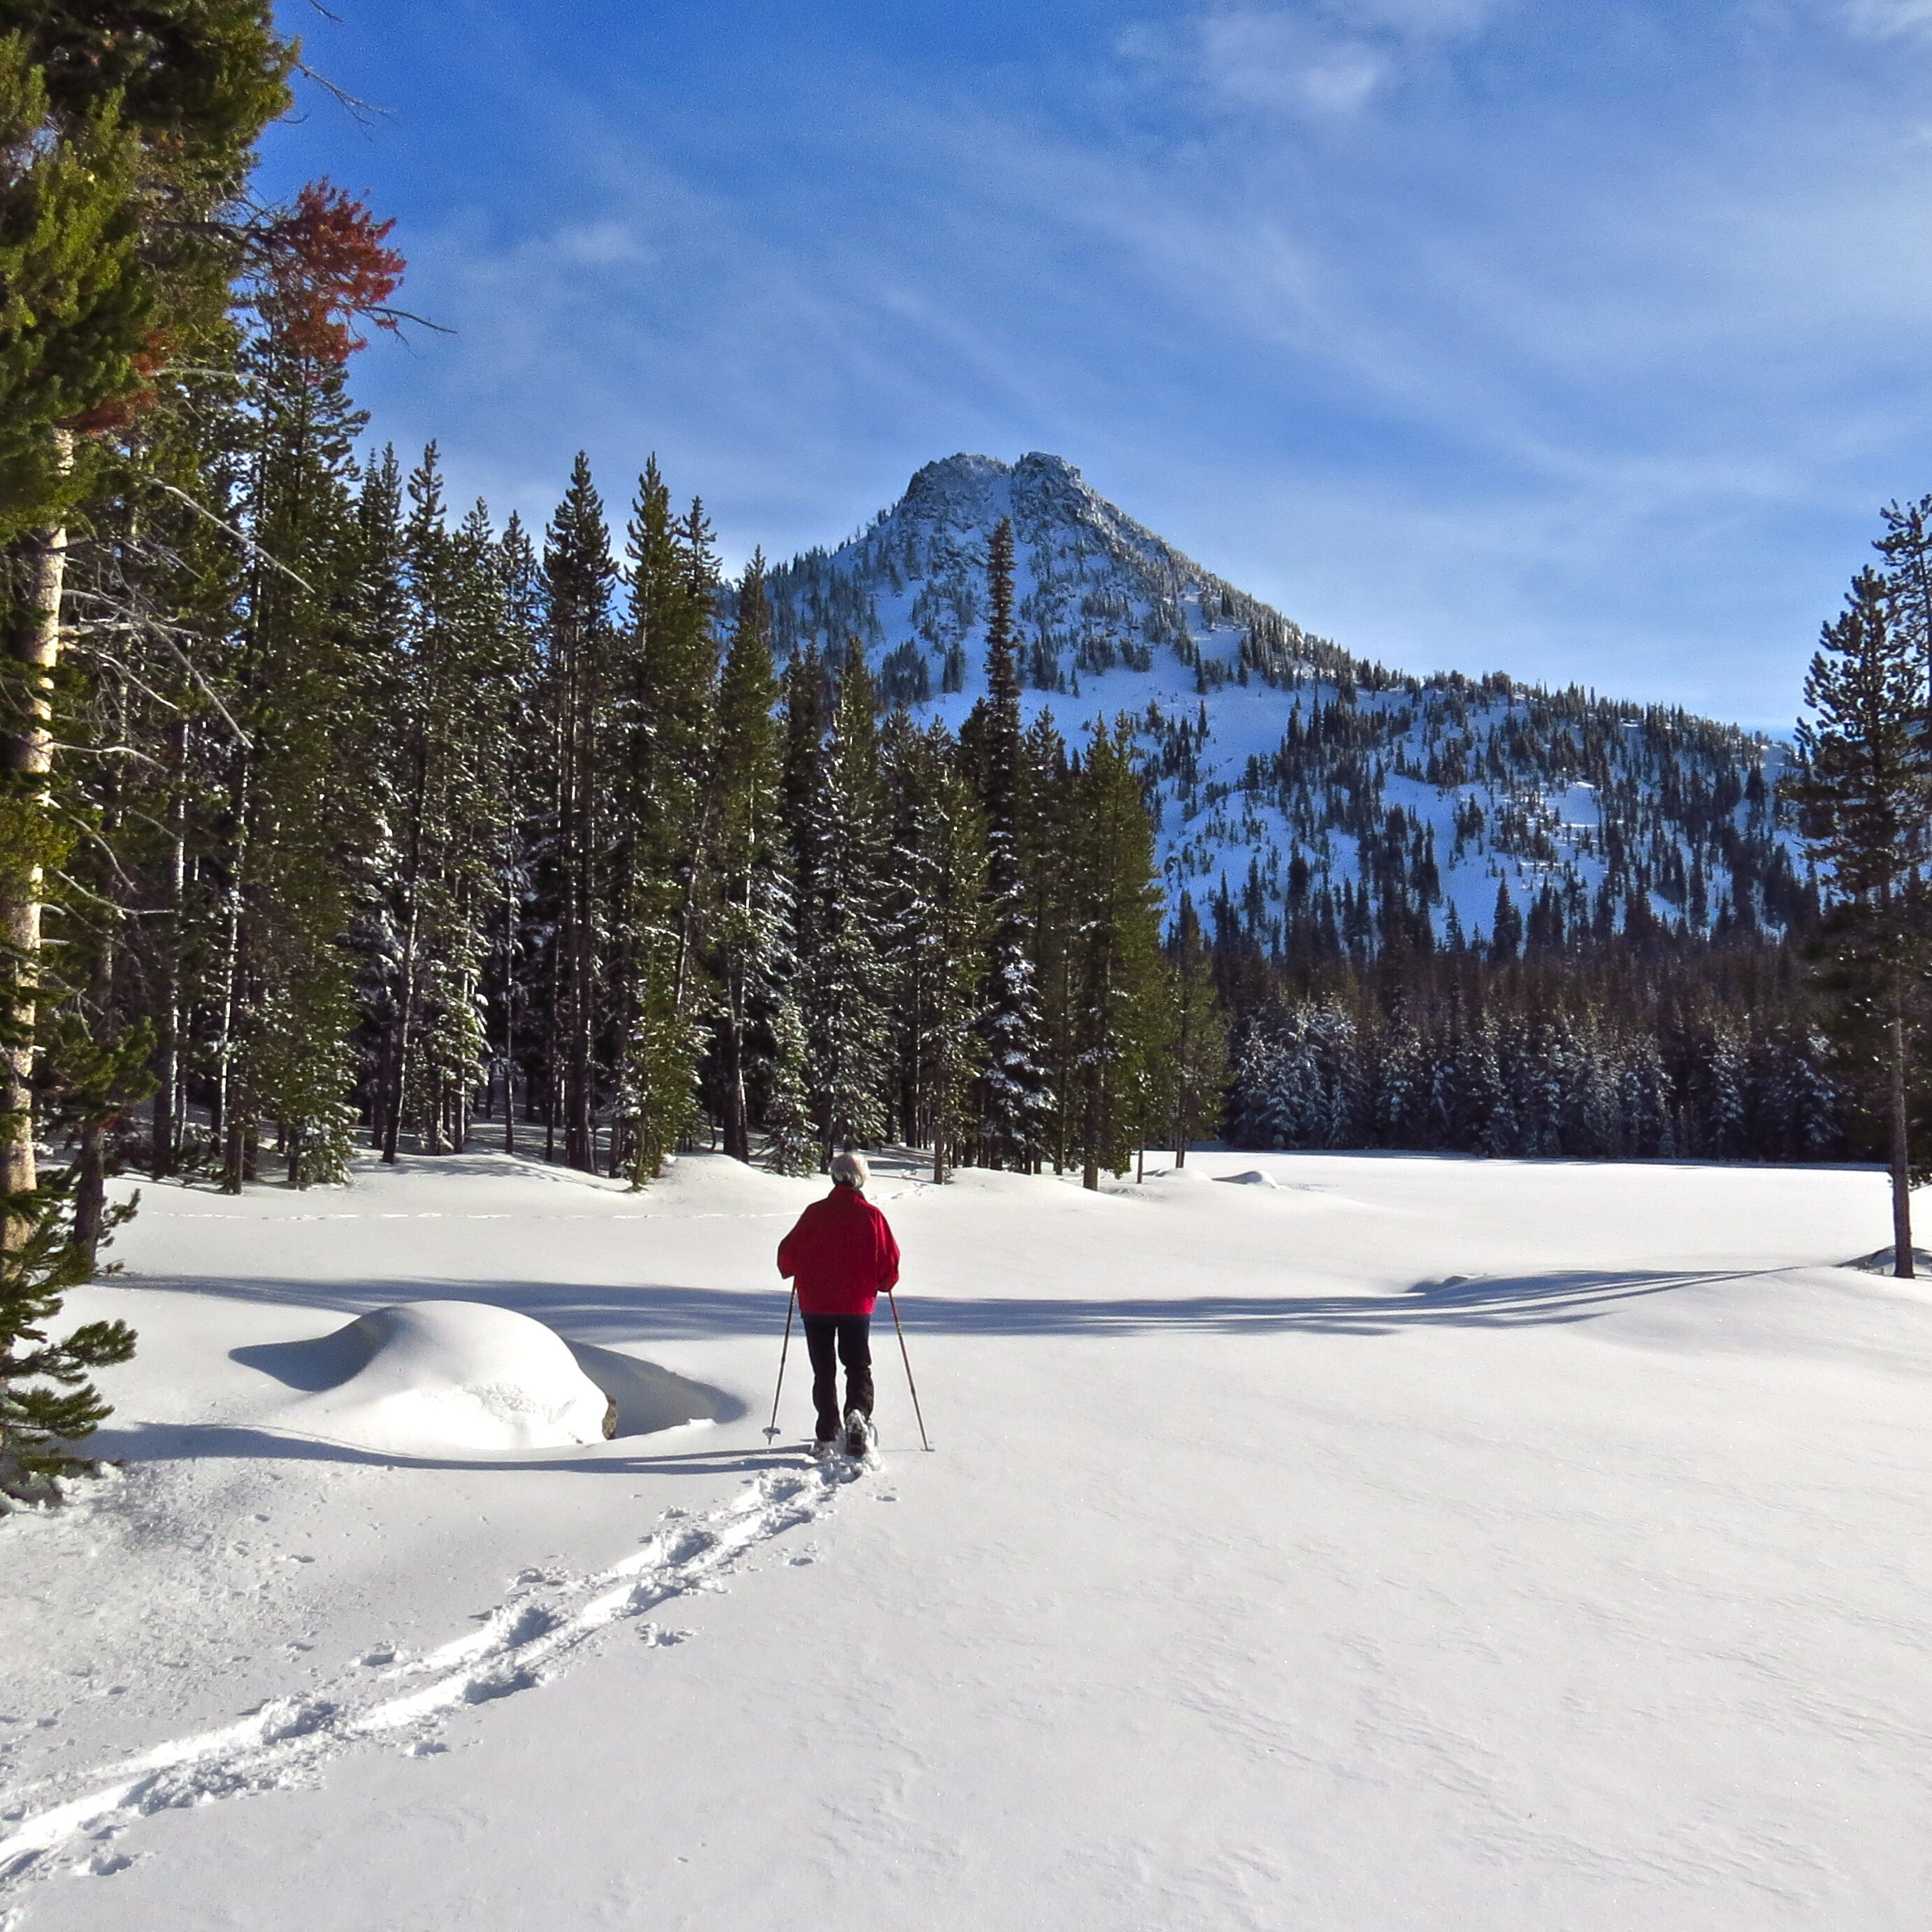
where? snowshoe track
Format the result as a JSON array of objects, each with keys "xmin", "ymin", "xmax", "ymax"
[{"xmin": 0, "ymin": 1460, "xmax": 853, "ymax": 1902}]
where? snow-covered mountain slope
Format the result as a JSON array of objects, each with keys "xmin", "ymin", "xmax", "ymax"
[
  {"xmin": 3, "ymin": 1148, "xmax": 1927, "ymax": 1929},
  {"xmin": 760, "ymin": 453, "xmax": 1805, "ymax": 948}
]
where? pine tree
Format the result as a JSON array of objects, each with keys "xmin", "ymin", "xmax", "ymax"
[
  {"xmin": 709, "ymin": 550, "xmax": 784, "ymax": 1163},
  {"xmin": 761, "ymin": 993, "xmax": 816, "ymax": 1176},
  {"xmin": 610, "ymin": 463, "xmax": 717, "ymax": 1184},
  {"xmin": 969, "ymin": 517, "xmax": 1049, "ymax": 1167},
  {"xmin": 208, "ymin": 288, "xmax": 379, "ymax": 1192},
  {"xmin": 882, "ymin": 714, "xmax": 987, "ymax": 1178},
  {"xmin": 1787, "ymin": 567, "xmax": 1932, "ymax": 1275},
  {"xmin": 1067, "ymin": 722, "xmax": 1171, "ymax": 1189},
  {"xmin": 1489, "ymin": 881, "xmax": 1522, "ymax": 963},
  {"xmin": 538, "ymin": 454, "xmax": 617, "ymax": 1170},
  {"xmin": 1167, "ymin": 893, "xmax": 1227, "ymax": 1165},
  {"xmin": 388, "ymin": 480, "xmax": 524, "ymax": 1156},
  {"xmin": 800, "ymin": 642, "xmax": 891, "ymax": 1156},
  {"xmin": 351, "ymin": 445, "xmax": 407, "ymax": 1157},
  {"xmin": 1877, "ymin": 493, "xmax": 1932, "ymax": 725},
  {"xmin": 0, "ymin": 1181, "xmax": 134, "ymax": 1506},
  {"xmin": 1014, "ymin": 712, "xmax": 1076, "ymax": 1169},
  {"xmin": 486, "ymin": 511, "xmax": 544, "ymax": 1154}
]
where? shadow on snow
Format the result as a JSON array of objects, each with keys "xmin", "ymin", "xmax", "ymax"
[
  {"xmin": 114, "ymin": 1261, "xmax": 1774, "ymax": 1345},
  {"xmin": 86, "ymin": 1266, "xmax": 1782, "ymax": 1471}
]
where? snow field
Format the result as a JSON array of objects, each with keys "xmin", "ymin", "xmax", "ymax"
[
  {"xmin": 1, "ymin": 1146, "xmax": 1929, "ymax": 1929},
  {"xmin": 0, "ymin": 1458, "xmax": 851, "ymax": 1892}
]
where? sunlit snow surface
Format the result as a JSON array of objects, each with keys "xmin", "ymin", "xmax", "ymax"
[{"xmin": 2, "ymin": 1147, "xmax": 1929, "ymax": 1929}]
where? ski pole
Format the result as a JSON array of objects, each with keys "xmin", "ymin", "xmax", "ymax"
[
  {"xmin": 763, "ymin": 1285, "xmax": 797, "ymax": 1442},
  {"xmin": 885, "ymin": 1288, "xmax": 932, "ymax": 1452}
]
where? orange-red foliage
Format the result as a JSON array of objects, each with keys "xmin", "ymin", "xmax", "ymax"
[
  {"xmin": 62, "ymin": 331, "xmax": 170, "ymax": 433},
  {"xmin": 257, "ymin": 180, "xmax": 407, "ymax": 366}
]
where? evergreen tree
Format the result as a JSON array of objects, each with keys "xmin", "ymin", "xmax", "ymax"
[
  {"xmin": 0, "ymin": 1174, "xmax": 133, "ymax": 1506},
  {"xmin": 709, "ymin": 550, "xmax": 784, "ymax": 1163},
  {"xmin": 882, "ymin": 714, "xmax": 987, "ymax": 1179},
  {"xmin": 800, "ymin": 642, "xmax": 891, "ymax": 1156},
  {"xmin": 389, "ymin": 477, "xmax": 524, "ymax": 1156},
  {"xmin": 1067, "ymin": 722, "xmax": 1170, "ymax": 1188},
  {"xmin": 538, "ymin": 454, "xmax": 617, "ymax": 1170},
  {"xmin": 969, "ymin": 516, "xmax": 1049, "ymax": 1167},
  {"xmin": 1877, "ymin": 493, "xmax": 1932, "ymax": 724},
  {"xmin": 1787, "ymin": 568, "xmax": 1932, "ymax": 1275},
  {"xmin": 760, "ymin": 993, "xmax": 816, "ymax": 1176},
  {"xmin": 611, "ymin": 463, "xmax": 717, "ymax": 1183},
  {"xmin": 1166, "ymin": 893, "xmax": 1227, "ymax": 1165},
  {"xmin": 1014, "ymin": 712, "xmax": 1076, "ymax": 1169},
  {"xmin": 486, "ymin": 510, "xmax": 544, "ymax": 1154},
  {"xmin": 208, "ymin": 285, "xmax": 378, "ymax": 1192}
]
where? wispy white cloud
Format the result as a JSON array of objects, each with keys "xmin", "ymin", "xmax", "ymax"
[
  {"xmin": 1156, "ymin": 0, "xmax": 1502, "ymax": 119},
  {"xmin": 1197, "ymin": 13, "xmax": 1387, "ymax": 115},
  {"xmin": 1841, "ymin": 0, "xmax": 1932, "ymax": 39},
  {"xmin": 1328, "ymin": 0, "xmax": 1501, "ymax": 36},
  {"xmin": 288, "ymin": 0, "xmax": 1932, "ymax": 727}
]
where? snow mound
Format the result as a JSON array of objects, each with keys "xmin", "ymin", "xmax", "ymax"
[
  {"xmin": 271, "ymin": 1302, "xmax": 620, "ymax": 1454},
  {"xmin": 1844, "ymin": 1246, "xmax": 1932, "ymax": 1276},
  {"xmin": 1216, "ymin": 1169, "xmax": 1278, "ymax": 1188},
  {"xmin": 563, "ymin": 1339, "xmax": 737, "ymax": 1437}
]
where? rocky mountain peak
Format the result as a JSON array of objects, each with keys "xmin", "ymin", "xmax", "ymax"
[{"xmin": 756, "ymin": 452, "xmax": 1799, "ymax": 954}]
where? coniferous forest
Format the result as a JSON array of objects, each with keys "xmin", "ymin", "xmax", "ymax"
[{"xmin": 4, "ymin": 0, "xmax": 1932, "ymax": 1492}]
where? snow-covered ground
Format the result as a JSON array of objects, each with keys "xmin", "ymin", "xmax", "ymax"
[{"xmin": 3, "ymin": 1146, "xmax": 1929, "ymax": 1929}]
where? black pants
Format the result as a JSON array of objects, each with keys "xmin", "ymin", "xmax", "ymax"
[{"xmin": 802, "ymin": 1314, "xmax": 873, "ymax": 1441}]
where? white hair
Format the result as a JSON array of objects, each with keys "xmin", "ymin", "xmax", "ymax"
[{"xmin": 829, "ymin": 1150, "xmax": 870, "ymax": 1190}]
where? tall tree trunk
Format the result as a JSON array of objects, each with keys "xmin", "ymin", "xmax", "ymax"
[
  {"xmin": 503, "ymin": 888, "xmax": 517, "ymax": 1156},
  {"xmin": 1891, "ymin": 1007, "xmax": 1914, "ymax": 1278},
  {"xmin": 1, "ymin": 438, "xmax": 73, "ymax": 1227},
  {"xmin": 151, "ymin": 718, "xmax": 187, "ymax": 1178},
  {"xmin": 383, "ymin": 892, "xmax": 419, "ymax": 1162},
  {"xmin": 566, "ymin": 895, "xmax": 593, "ymax": 1169},
  {"xmin": 721, "ymin": 961, "xmax": 750, "ymax": 1162},
  {"xmin": 214, "ymin": 764, "xmax": 249, "ymax": 1195},
  {"xmin": 73, "ymin": 713, "xmax": 125, "ymax": 1268}
]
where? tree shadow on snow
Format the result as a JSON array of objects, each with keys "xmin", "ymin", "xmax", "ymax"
[
  {"xmin": 888, "ymin": 1267, "xmax": 1778, "ymax": 1337},
  {"xmin": 84, "ymin": 1417, "xmax": 802, "ymax": 1478},
  {"xmin": 116, "ymin": 1262, "xmax": 1771, "ymax": 1346},
  {"xmin": 89, "ymin": 1269, "xmax": 1774, "ymax": 1473}
]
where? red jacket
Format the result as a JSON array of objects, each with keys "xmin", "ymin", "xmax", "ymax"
[{"xmin": 777, "ymin": 1185, "xmax": 900, "ymax": 1316}]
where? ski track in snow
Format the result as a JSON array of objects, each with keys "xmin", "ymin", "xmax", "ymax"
[{"xmin": 0, "ymin": 1459, "xmax": 855, "ymax": 1909}]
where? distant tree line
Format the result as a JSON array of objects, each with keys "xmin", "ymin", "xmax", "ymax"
[
  {"xmin": 1215, "ymin": 498, "xmax": 1932, "ymax": 1253},
  {"xmin": 1220, "ymin": 951, "xmax": 1838, "ymax": 1164}
]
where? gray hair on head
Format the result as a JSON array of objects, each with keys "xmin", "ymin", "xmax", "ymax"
[{"xmin": 829, "ymin": 1150, "xmax": 870, "ymax": 1190}]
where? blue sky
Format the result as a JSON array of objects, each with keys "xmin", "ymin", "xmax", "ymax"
[{"xmin": 264, "ymin": 1, "xmax": 1932, "ymax": 732}]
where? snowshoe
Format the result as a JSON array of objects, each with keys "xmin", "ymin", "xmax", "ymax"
[
  {"xmin": 844, "ymin": 1409, "xmax": 877, "ymax": 1459},
  {"xmin": 807, "ymin": 1438, "xmax": 838, "ymax": 1462}
]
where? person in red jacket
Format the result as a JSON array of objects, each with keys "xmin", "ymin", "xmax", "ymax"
[{"xmin": 777, "ymin": 1149, "xmax": 900, "ymax": 1457}]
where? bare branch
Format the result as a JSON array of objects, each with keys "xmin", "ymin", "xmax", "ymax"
[
  {"xmin": 291, "ymin": 58, "xmax": 389, "ymax": 130},
  {"xmin": 145, "ymin": 479, "xmax": 317, "ymax": 596},
  {"xmin": 48, "ymin": 744, "xmax": 170, "ymax": 771},
  {"xmin": 145, "ymin": 629, "xmax": 250, "ymax": 749}
]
